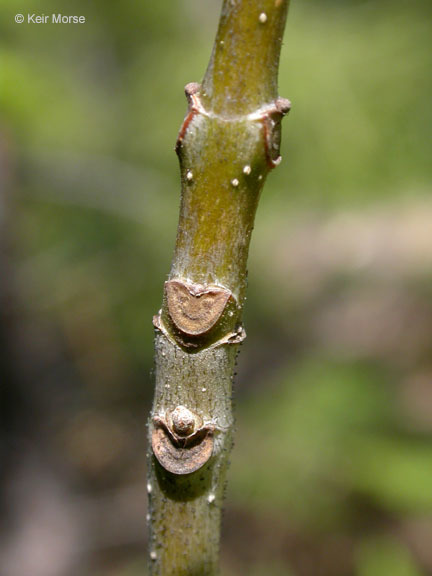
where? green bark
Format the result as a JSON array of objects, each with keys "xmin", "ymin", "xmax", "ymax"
[{"xmin": 148, "ymin": 1, "xmax": 291, "ymax": 574}]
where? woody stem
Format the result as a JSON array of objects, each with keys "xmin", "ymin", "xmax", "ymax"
[{"xmin": 147, "ymin": 2, "xmax": 291, "ymax": 575}]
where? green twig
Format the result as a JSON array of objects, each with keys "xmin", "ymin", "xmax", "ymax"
[{"xmin": 148, "ymin": 2, "xmax": 291, "ymax": 574}]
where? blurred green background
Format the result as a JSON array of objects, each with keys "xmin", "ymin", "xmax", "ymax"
[{"xmin": 1, "ymin": 1, "xmax": 432, "ymax": 575}]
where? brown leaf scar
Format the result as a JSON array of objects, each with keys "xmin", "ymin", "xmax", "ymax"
[
  {"xmin": 263, "ymin": 97, "xmax": 291, "ymax": 168},
  {"xmin": 175, "ymin": 82, "xmax": 207, "ymax": 155},
  {"xmin": 248, "ymin": 97, "xmax": 290, "ymax": 169},
  {"xmin": 165, "ymin": 280, "xmax": 232, "ymax": 337},
  {"xmin": 152, "ymin": 406, "xmax": 214, "ymax": 475}
]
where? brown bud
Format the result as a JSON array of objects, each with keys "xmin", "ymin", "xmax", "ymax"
[
  {"xmin": 171, "ymin": 405, "xmax": 196, "ymax": 437},
  {"xmin": 276, "ymin": 96, "xmax": 291, "ymax": 115},
  {"xmin": 152, "ymin": 408, "xmax": 214, "ymax": 475},
  {"xmin": 184, "ymin": 82, "xmax": 201, "ymax": 99}
]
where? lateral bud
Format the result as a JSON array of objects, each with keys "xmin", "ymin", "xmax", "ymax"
[
  {"xmin": 184, "ymin": 82, "xmax": 201, "ymax": 101},
  {"xmin": 276, "ymin": 96, "xmax": 291, "ymax": 115},
  {"xmin": 152, "ymin": 406, "xmax": 214, "ymax": 475}
]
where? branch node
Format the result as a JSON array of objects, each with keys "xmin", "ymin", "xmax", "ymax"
[{"xmin": 152, "ymin": 409, "xmax": 215, "ymax": 475}]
